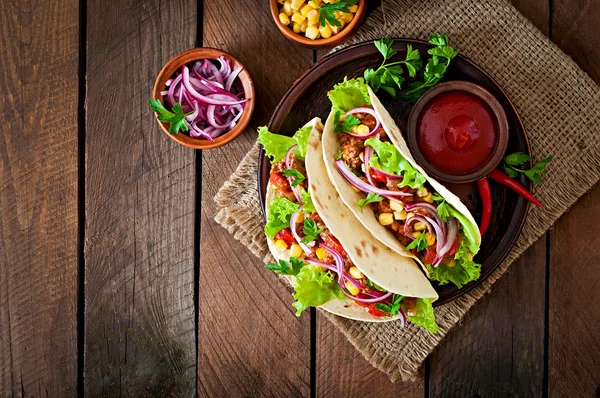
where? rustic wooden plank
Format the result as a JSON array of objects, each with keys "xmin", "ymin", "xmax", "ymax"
[
  {"xmin": 548, "ymin": 2, "xmax": 600, "ymax": 394},
  {"xmin": 316, "ymin": 317, "xmax": 425, "ymax": 397},
  {"xmin": 0, "ymin": 0, "xmax": 79, "ymax": 396},
  {"xmin": 198, "ymin": 1, "xmax": 314, "ymax": 397},
  {"xmin": 84, "ymin": 0, "xmax": 197, "ymax": 395}
]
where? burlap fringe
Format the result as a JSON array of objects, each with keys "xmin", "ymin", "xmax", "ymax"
[{"xmin": 214, "ymin": 0, "xmax": 600, "ymax": 382}]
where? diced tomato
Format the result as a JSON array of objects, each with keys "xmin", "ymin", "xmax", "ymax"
[
  {"xmin": 445, "ymin": 237, "xmax": 460, "ymax": 258},
  {"xmin": 274, "ymin": 228, "xmax": 295, "ymax": 247},
  {"xmin": 367, "ymin": 304, "xmax": 387, "ymax": 317},
  {"xmin": 270, "ymin": 172, "xmax": 290, "ymax": 192},
  {"xmin": 323, "ymin": 235, "xmax": 347, "ymax": 257},
  {"xmin": 354, "ymin": 294, "xmax": 371, "ymax": 307},
  {"xmin": 423, "ymin": 245, "xmax": 437, "ymax": 264},
  {"xmin": 369, "ymin": 169, "xmax": 387, "ymax": 184}
]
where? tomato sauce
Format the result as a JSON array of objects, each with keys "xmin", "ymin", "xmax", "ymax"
[{"xmin": 416, "ymin": 91, "xmax": 497, "ymax": 175}]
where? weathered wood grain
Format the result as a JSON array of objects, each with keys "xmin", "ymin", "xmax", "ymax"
[
  {"xmin": 198, "ymin": 1, "xmax": 314, "ymax": 396},
  {"xmin": 548, "ymin": 4, "xmax": 600, "ymax": 394},
  {"xmin": 84, "ymin": 0, "xmax": 197, "ymax": 395},
  {"xmin": 0, "ymin": 0, "xmax": 79, "ymax": 396}
]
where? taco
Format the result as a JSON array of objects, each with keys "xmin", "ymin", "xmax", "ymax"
[
  {"xmin": 322, "ymin": 78, "xmax": 482, "ymax": 289},
  {"xmin": 259, "ymin": 118, "xmax": 439, "ymax": 331}
]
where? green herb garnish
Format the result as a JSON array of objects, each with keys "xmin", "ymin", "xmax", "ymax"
[
  {"xmin": 366, "ymin": 279, "xmax": 387, "ymax": 292},
  {"xmin": 266, "ymin": 257, "xmax": 304, "ymax": 276},
  {"xmin": 333, "ymin": 110, "xmax": 361, "ymax": 134},
  {"xmin": 301, "ymin": 218, "xmax": 324, "ymax": 244},
  {"xmin": 501, "ymin": 152, "xmax": 553, "ymax": 184},
  {"xmin": 316, "ymin": 0, "xmax": 358, "ymax": 27},
  {"xmin": 364, "ymin": 38, "xmax": 422, "ymax": 97},
  {"xmin": 375, "ymin": 294, "xmax": 405, "ymax": 315},
  {"xmin": 148, "ymin": 99, "xmax": 193, "ymax": 135},
  {"xmin": 405, "ymin": 231, "xmax": 429, "ymax": 252},
  {"xmin": 283, "ymin": 169, "xmax": 306, "ymax": 186},
  {"xmin": 357, "ymin": 192, "xmax": 383, "ymax": 211}
]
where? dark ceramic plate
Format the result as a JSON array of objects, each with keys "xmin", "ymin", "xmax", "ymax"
[{"xmin": 258, "ymin": 39, "xmax": 530, "ymax": 306}]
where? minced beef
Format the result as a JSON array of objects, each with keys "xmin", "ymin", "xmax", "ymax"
[{"xmin": 339, "ymin": 133, "xmax": 365, "ymax": 170}]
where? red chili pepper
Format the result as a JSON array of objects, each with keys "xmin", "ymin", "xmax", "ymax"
[
  {"xmin": 476, "ymin": 178, "xmax": 492, "ymax": 235},
  {"xmin": 489, "ymin": 169, "xmax": 543, "ymax": 208}
]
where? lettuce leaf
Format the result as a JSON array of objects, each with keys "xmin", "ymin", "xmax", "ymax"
[
  {"xmin": 258, "ymin": 125, "xmax": 313, "ymax": 162},
  {"xmin": 425, "ymin": 239, "xmax": 481, "ymax": 288},
  {"xmin": 292, "ymin": 266, "xmax": 344, "ymax": 316},
  {"xmin": 328, "ymin": 77, "xmax": 372, "ymax": 112},
  {"xmin": 365, "ymin": 138, "xmax": 426, "ymax": 189},
  {"xmin": 299, "ymin": 188, "xmax": 316, "ymax": 213},
  {"xmin": 264, "ymin": 197, "xmax": 300, "ymax": 239},
  {"xmin": 446, "ymin": 206, "xmax": 480, "ymax": 254},
  {"xmin": 407, "ymin": 298, "xmax": 438, "ymax": 333}
]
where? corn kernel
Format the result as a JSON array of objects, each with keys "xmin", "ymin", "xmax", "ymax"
[
  {"xmin": 351, "ymin": 124, "xmax": 370, "ymax": 136},
  {"xmin": 348, "ymin": 266, "xmax": 364, "ymax": 279},
  {"xmin": 351, "ymin": 185, "xmax": 360, "ymax": 193},
  {"xmin": 307, "ymin": 9, "xmax": 319, "ymax": 24},
  {"xmin": 296, "ymin": 213, "xmax": 304, "ymax": 223},
  {"xmin": 345, "ymin": 280, "xmax": 360, "ymax": 296},
  {"xmin": 348, "ymin": 4, "xmax": 358, "ymax": 12},
  {"xmin": 329, "ymin": 22, "xmax": 341, "ymax": 35},
  {"xmin": 274, "ymin": 239, "xmax": 288, "ymax": 251},
  {"xmin": 390, "ymin": 200, "xmax": 404, "ymax": 212},
  {"xmin": 394, "ymin": 210, "xmax": 408, "ymax": 221},
  {"xmin": 425, "ymin": 232, "xmax": 436, "ymax": 246},
  {"xmin": 414, "ymin": 221, "xmax": 427, "ymax": 231},
  {"xmin": 291, "ymin": 12, "xmax": 306, "ymax": 24},
  {"xmin": 279, "ymin": 13, "xmax": 291, "ymax": 25},
  {"xmin": 305, "ymin": 26, "xmax": 320, "ymax": 39},
  {"xmin": 423, "ymin": 194, "xmax": 434, "ymax": 204},
  {"xmin": 379, "ymin": 213, "xmax": 394, "ymax": 226},
  {"xmin": 308, "ymin": 0, "xmax": 320, "ymax": 9},
  {"xmin": 308, "ymin": 20, "xmax": 319, "ymax": 27},
  {"xmin": 300, "ymin": 20, "xmax": 308, "ymax": 32},
  {"xmin": 282, "ymin": 2, "xmax": 294, "ymax": 16},
  {"xmin": 291, "ymin": 0, "xmax": 305, "ymax": 10},
  {"xmin": 316, "ymin": 247, "xmax": 327, "ymax": 260},
  {"xmin": 290, "ymin": 244, "xmax": 303, "ymax": 258},
  {"xmin": 412, "ymin": 231, "xmax": 422, "ymax": 239},
  {"xmin": 293, "ymin": 22, "xmax": 301, "ymax": 33},
  {"xmin": 446, "ymin": 259, "xmax": 457, "ymax": 268},
  {"xmin": 277, "ymin": 0, "xmax": 286, "ymax": 3},
  {"xmin": 340, "ymin": 12, "xmax": 354, "ymax": 23},
  {"xmin": 406, "ymin": 212, "xmax": 415, "ymax": 219},
  {"xmin": 300, "ymin": 4, "xmax": 312, "ymax": 17},
  {"xmin": 416, "ymin": 188, "xmax": 429, "ymax": 197},
  {"xmin": 359, "ymin": 152, "xmax": 364, "ymax": 161}
]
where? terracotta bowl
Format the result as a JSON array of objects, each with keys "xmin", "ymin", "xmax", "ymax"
[
  {"xmin": 406, "ymin": 81, "xmax": 509, "ymax": 183},
  {"xmin": 269, "ymin": 0, "xmax": 366, "ymax": 49},
  {"xmin": 151, "ymin": 48, "xmax": 255, "ymax": 150}
]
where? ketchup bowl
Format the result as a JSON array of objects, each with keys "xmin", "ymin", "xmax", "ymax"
[{"xmin": 406, "ymin": 81, "xmax": 509, "ymax": 183}]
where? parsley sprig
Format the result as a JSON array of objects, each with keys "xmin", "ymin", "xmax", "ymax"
[
  {"xmin": 357, "ymin": 192, "xmax": 383, "ymax": 211},
  {"xmin": 315, "ymin": 0, "xmax": 358, "ymax": 27},
  {"xmin": 432, "ymin": 193, "xmax": 452, "ymax": 221},
  {"xmin": 333, "ymin": 110, "xmax": 361, "ymax": 134},
  {"xmin": 266, "ymin": 257, "xmax": 304, "ymax": 276},
  {"xmin": 375, "ymin": 294, "xmax": 405, "ymax": 315},
  {"xmin": 401, "ymin": 34, "xmax": 458, "ymax": 102},
  {"xmin": 501, "ymin": 152, "xmax": 553, "ymax": 184},
  {"xmin": 283, "ymin": 169, "xmax": 306, "ymax": 186},
  {"xmin": 148, "ymin": 99, "xmax": 193, "ymax": 135},
  {"xmin": 364, "ymin": 38, "xmax": 422, "ymax": 97},
  {"xmin": 301, "ymin": 218, "xmax": 324, "ymax": 244},
  {"xmin": 405, "ymin": 232, "xmax": 429, "ymax": 252}
]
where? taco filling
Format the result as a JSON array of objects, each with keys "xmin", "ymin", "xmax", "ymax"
[
  {"xmin": 259, "ymin": 123, "xmax": 437, "ymax": 332},
  {"xmin": 328, "ymin": 78, "xmax": 481, "ymax": 289}
]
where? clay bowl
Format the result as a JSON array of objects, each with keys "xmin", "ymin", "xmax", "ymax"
[
  {"xmin": 151, "ymin": 47, "xmax": 255, "ymax": 150},
  {"xmin": 406, "ymin": 81, "xmax": 509, "ymax": 183},
  {"xmin": 269, "ymin": 0, "xmax": 366, "ymax": 49}
]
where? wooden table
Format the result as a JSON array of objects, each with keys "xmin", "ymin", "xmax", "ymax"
[{"xmin": 1, "ymin": 0, "xmax": 599, "ymax": 396}]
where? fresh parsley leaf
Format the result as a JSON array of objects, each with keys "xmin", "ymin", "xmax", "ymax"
[
  {"xmin": 283, "ymin": 169, "xmax": 305, "ymax": 186},
  {"xmin": 356, "ymin": 192, "xmax": 383, "ymax": 211},
  {"xmin": 301, "ymin": 218, "xmax": 324, "ymax": 244},
  {"xmin": 317, "ymin": 0, "xmax": 358, "ymax": 27},
  {"xmin": 366, "ymin": 279, "xmax": 386, "ymax": 291},
  {"xmin": 501, "ymin": 153, "xmax": 553, "ymax": 184},
  {"xmin": 431, "ymin": 193, "xmax": 445, "ymax": 203},
  {"xmin": 375, "ymin": 294, "xmax": 405, "ymax": 315},
  {"xmin": 334, "ymin": 151, "xmax": 344, "ymax": 160},
  {"xmin": 401, "ymin": 34, "xmax": 457, "ymax": 103},
  {"xmin": 266, "ymin": 257, "xmax": 304, "ymax": 276},
  {"xmin": 364, "ymin": 39, "xmax": 422, "ymax": 98},
  {"xmin": 333, "ymin": 110, "xmax": 361, "ymax": 134},
  {"xmin": 149, "ymin": 99, "xmax": 193, "ymax": 135},
  {"xmin": 436, "ymin": 200, "xmax": 452, "ymax": 222},
  {"xmin": 405, "ymin": 232, "xmax": 429, "ymax": 252}
]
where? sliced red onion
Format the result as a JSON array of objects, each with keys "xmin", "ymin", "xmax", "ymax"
[
  {"xmin": 404, "ymin": 215, "xmax": 433, "ymax": 240},
  {"xmin": 363, "ymin": 146, "xmax": 376, "ymax": 186},
  {"xmin": 290, "ymin": 212, "xmax": 312, "ymax": 255},
  {"xmin": 343, "ymin": 107, "xmax": 381, "ymax": 139},
  {"xmin": 167, "ymin": 74, "xmax": 182, "ymax": 107},
  {"xmin": 335, "ymin": 160, "xmax": 412, "ymax": 198},
  {"xmin": 225, "ymin": 67, "xmax": 243, "ymax": 91},
  {"xmin": 370, "ymin": 166, "xmax": 403, "ymax": 180},
  {"xmin": 405, "ymin": 214, "xmax": 446, "ymax": 256},
  {"xmin": 165, "ymin": 78, "xmax": 173, "ymax": 86},
  {"xmin": 182, "ymin": 66, "xmax": 247, "ymax": 106},
  {"xmin": 203, "ymin": 60, "xmax": 223, "ymax": 85},
  {"xmin": 160, "ymin": 90, "xmax": 168, "ymax": 96},
  {"xmin": 185, "ymin": 102, "xmax": 200, "ymax": 122},
  {"xmin": 304, "ymin": 257, "xmax": 362, "ymax": 291},
  {"xmin": 206, "ymin": 106, "xmax": 235, "ymax": 129},
  {"xmin": 437, "ymin": 218, "xmax": 458, "ymax": 259},
  {"xmin": 397, "ymin": 308, "xmax": 407, "ymax": 327},
  {"xmin": 285, "ymin": 145, "xmax": 304, "ymax": 205},
  {"xmin": 189, "ymin": 123, "xmax": 215, "ymax": 142},
  {"xmin": 218, "ymin": 56, "xmax": 231, "ymax": 79},
  {"xmin": 405, "ymin": 201, "xmax": 447, "ymax": 235}
]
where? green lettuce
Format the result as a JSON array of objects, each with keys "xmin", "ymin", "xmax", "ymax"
[
  {"xmin": 292, "ymin": 266, "xmax": 344, "ymax": 316},
  {"xmin": 328, "ymin": 77, "xmax": 372, "ymax": 112},
  {"xmin": 407, "ymin": 298, "xmax": 438, "ymax": 333},
  {"xmin": 264, "ymin": 197, "xmax": 300, "ymax": 240},
  {"xmin": 258, "ymin": 125, "xmax": 313, "ymax": 162},
  {"xmin": 447, "ymin": 207, "xmax": 479, "ymax": 254},
  {"xmin": 299, "ymin": 188, "xmax": 316, "ymax": 213},
  {"xmin": 425, "ymin": 239, "xmax": 481, "ymax": 289},
  {"xmin": 365, "ymin": 138, "xmax": 426, "ymax": 189}
]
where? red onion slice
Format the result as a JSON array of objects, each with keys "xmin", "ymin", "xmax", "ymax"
[
  {"xmin": 304, "ymin": 257, "xmax": 362, "ymax": 291},
  {"xmin": 289, "ymin": 212, "xmax": 312, "ymax": 255},
  {"xmin": 363, "ymin": 146, "xmax": 376, "ymax": 186},
  {"xmin": 343, "ymin": 107, "xmax": 381, "ymax": 139},
  {"xmin": 335, "ymin": 160, "xmax": 412, "ymax": 198},
  {"xmin": 182, "ymin": 66, "xmax": 247, "ymax": 106},
  {"xmin": 225, "ymin": 67, "xmax": 243, "ymax": 91}
]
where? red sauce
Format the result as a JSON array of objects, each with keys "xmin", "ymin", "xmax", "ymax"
[{"xmin": 416, "ymin": 91, "xmax": 497, "ymax": 175}]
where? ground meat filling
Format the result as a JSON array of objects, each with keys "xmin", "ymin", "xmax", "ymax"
[{"xmin": 339, "ymin": 134, "xmax": 365, "ymax": 170}]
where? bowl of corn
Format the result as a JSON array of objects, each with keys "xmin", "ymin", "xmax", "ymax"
[{"xmin": 270, "ymin": 0, "xmax": 366, "ymax": 48}]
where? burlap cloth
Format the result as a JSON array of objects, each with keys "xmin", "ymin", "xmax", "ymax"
[{"xmin": 214, "ymin": 0, "xmax": 600, "ymax": 382}]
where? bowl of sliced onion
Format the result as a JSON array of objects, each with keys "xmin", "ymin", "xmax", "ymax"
[{"xmin": 151, "ymin": 48, "xmax": 255, "ymax": 149}]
